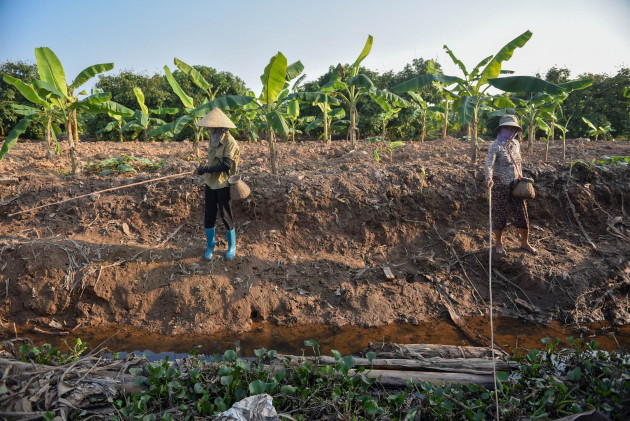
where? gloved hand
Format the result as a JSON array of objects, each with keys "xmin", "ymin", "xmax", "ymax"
[{"xmin": 196, "ymin": 165, "xmax": 210, "ymax": 175}]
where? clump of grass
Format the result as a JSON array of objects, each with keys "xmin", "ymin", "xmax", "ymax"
[{"xmin": 85, "ymin": 155, "xmax": 164, "ymax": 176}]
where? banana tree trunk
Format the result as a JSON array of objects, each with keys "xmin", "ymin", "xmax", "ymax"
[
  {"xmin": 442, "ymin": 100, "xmax": 449, "ymax": 139},
  {"xmin": 470, "ymin": 111, "xmax": 479, "ymax": 164},
  {"xmin": 349, "ymin": 105, "xmax": 358, "ymax": 149},
  {"xmin": 324, "ymin": 106, "xmax": 329, "ymax": 144},
  {"xmin": 527, "ymin": 124, "xmax": 535, "ymax": 151},
  {"xmin": 545, "ymin": 141, "xmax": 549, "ymax": 162},
  {"xmin": 562, "ymin": 138, "xmax": 566, "ymax": 160},
  {"xmin": 67, "ymin": 119, "xmax": 79, "ymax": 175},
  {"xmin": 268, "ymin": 128, "xmax": 278, "ymax": 175},
  {"xmin": 420, "ymin": 111, "xmax": 426, "ymax": 143},
  {"xmin": 193, "ymin": 128, "xmax": 201, "ymax": 160},
  {"xmin": 73, "ymin": 109, "xmax": 80, "ymax": 144},
  {"xmin": 45, "ymin": 116, "xmax": 54, "ymax": 157}
]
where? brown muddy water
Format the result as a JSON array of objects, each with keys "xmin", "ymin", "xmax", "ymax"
[{"xmin": 5, "ymin": 317, "xmax": 630, "ymax": 359}]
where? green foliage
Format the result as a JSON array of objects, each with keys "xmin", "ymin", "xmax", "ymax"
[
  {"xmin": 85, "ymin": 155, "xmax": 164, "ymax": 175},
  {"xmin": 582, "ymin": 116, "xmax": 615, "ymax": 141},
  {"xmin": 19, "ymin": 338, "xmax": 87, "ymax": 365},
  {"xmin": 366, "ymin": 136, "xmax": 405, "ymax": 162},
  {"xmin": 0, "ymin": 60, "xmax": 44, "ymax": 139},
  {"xmin": 111, "ymin": 337, "xmax": 629, "ymax": 420},
  {"xmin": 561, "ymin": 68, "xmax": 630, "ymax": 140}
]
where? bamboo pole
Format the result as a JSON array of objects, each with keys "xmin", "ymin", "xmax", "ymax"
[{"xmin": 7, "ymin": 171, "xmax": 195, "ymax": 217}]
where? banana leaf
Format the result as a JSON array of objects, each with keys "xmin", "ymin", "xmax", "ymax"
[
  {"xmin": 260, "ymin": 52, "xmax": 288, "ymax": 106},
  {"xmin": 0, "ymin": 115, "xmax": 37, "ymax": 160},
  {"xmin": 69, "ymin": 63, "xmax": 114, "ymax": 90},
  {"xmin": 133, "ymin": 87, "xmax": 149, "ymax": 115},
  {"xmin": 164, "ymin": 65, "xmax": 195, "ymax": 109},
  {"xmin": 3, "ymin": 75, "xmax": 46, "ymax": 105},
  {"xmin": 477, "ymin": 30, "xmax": 532, "ymax": 88},
  {"xmin": 96, "ymin": 121, "xmax": 117, "ymax": 134},
  {"xmin": 350, "ymin": 35, "xmax": 373, "ymax": 75},
  {"xmin": 174, "ymin": 57, "xmax": 211, "ymax": 91},
  {"xmin": 287, "ymin": 99, "xmax": 299, "ymax": 118},
  {"xmin": 443, "ymin": 45, "xmax": 470, "ymax": 77},
  {"xmin": 267, "ymin": 110, "xmax": 289, "ymax": 135},
  {"xmin": 457, "ymin": 95, "xmax": 478, "ymax": 125},
  {"xmin": 291, "ymin": 92, "xmax": 341, "ymax": 106},
  {"xmin": 393, "ymin": 74, "xmax": 460, "ymax": 93},
  {"xmin": 190, "ymin": 95, "xmax": 254, "ymax": 118},
  {"xmin": 488, "ymin": 76, "xmax": 563, "ymax": 95},
  {"xmin": 347, "ymin": 74, "xmax": 374, "ymax": 89},
  {"xmin": 150, "ymin": 107, "xmax": 179, "ymax": 115},
  {"xmin": 11, "ymin": 104, "xmax": 40, "ymax": 116},
  {"xmin": 558, "ymin": 78, "xmax": 593, "ymax": 92},
  {"xmin": 286, "ymin": 61, "xmax": 305, "ymax": 81},
  {"xmin": 34, "ymin": 47, "xmax": 68, "ymax": 97},
  {"xmin": 33, "ymin": 79, "xmax": 65, "ymax": 98}
]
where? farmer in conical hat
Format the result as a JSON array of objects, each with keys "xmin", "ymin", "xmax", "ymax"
[
  {"xmin": 484, "ymin": 114, "xmax": 537, "ymax": 256},
  {"xmin": 196, "ymin": 108, "xmax": 240, "ymax": 260}
]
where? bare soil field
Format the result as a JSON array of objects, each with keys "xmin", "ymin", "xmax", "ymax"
[{"xmin": 0, "ymin": 137, "xmax": 629, "ymax": 339}]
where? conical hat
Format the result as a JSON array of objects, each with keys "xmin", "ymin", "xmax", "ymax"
[{"xmin": 196, "ymin": 108, "xmax": 236, "ymax": 128}]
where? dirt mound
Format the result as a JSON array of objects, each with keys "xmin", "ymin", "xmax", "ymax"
[{"xmin": 1, "ymin": 137, "xmax": 629, "ymax": 335}]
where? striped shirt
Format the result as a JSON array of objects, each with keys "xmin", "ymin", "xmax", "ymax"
[{"xmin": 485, "ymin": 139, "xmax": 522, "ymax": 185}]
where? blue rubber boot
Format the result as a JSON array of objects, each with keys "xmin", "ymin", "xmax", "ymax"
[
  {"xmin": 204, "ymin": 227, "xmax": 216, "ymax": 260},
  {"xmin": 226, "ymin": 228, "xmax": 236, "ymax": 260}
]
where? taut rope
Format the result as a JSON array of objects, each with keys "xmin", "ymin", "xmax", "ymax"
[{"xmin": 7, "ymin": 170, "xmax": 195, "ymax": 218}]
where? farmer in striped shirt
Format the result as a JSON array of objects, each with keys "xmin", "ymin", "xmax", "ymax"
[{"xmin": 485, "ymin": 114, "xmax": 537, "ymax": 256}]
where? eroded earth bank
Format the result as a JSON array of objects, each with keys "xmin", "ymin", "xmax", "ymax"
[{"xmin": 0, "ymin": 137, "xmax": 629, "ymax": 340}]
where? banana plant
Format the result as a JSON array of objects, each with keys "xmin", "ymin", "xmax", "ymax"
[
  {"xmin": 324, "ymin": 35, "xmax": 375, "ymax": 150},
  {"xmin": 285, "ymin": 97, "xmax": 300, "ymax": 142},
  {"xmin": 122, "ymin": 87, "xmax": 178, "ymax": 142},
  {"xmin": 489, "ymin": 77, "xmax": 589, "ymax": 149},
  {"xmin": 290, "ymin": 87, "xmax": 341, "ymax": 143},
  {"xmin": 5, "ymin": 100, "xmax": 62, "ymax": 158},
  {"xmin": 544, "ymin": 79, "xmax": 593, "ymax": 141},
  {"xmin": 489, "ymin": 92, "xmax": 556, "ymax": 149},
  {"xmin": 393, "ymin": 59, "xmax": 461, "ymax": 139},
  {"xmin": 582, "ymin": 117, "xmax": 614, "ymax": 141},
  {"xmin": 157, "ymin": 59, "xmax": 253, "ymax": 158},
  {"xmin": 1, "ymin": 47, "xmax": 113, "ymax": 173},
  {"xmin": 535, "ymin": 117, "xmax": 553, "ymax": 162},
  {"xmin": 395, "ymin": 31, "xmax": 557, "ymax": 163},
  {"xmin": 231, "ymin": 90, "xmax": 264, "ymax": 143},
  {"xmin": 369, "ymin": 89, "xmax": 410, "ymax": 139},
  {"xmin": 91, "ymin": 99, "xmax": 136, "ymax": 142},
  {"xmin": 304, "ymin": 107, "xmax": 348, "ymax": 139},
  {"xmin": 552, "ymin": 119, "xmax": 570, "ymax": 160},
  {"xmin": 250, "ymin": 52, "xmax": 304, "ymax": 174},
  {"xmin": 405, "ymin": 92, "xmax": 433, "ymax": 143}
]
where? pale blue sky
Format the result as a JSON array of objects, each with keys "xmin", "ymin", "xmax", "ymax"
[{"xmin": 1, "ymin": 0, "xmax": 629, "ymax": 94}]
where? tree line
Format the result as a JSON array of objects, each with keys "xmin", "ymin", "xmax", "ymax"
[{"xmin": 1, "ymin": 33, "xmax": 628, "ymax": 174}]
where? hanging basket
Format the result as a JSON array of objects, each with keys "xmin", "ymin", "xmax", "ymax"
[
  {"xmin": 511, "ymin": 177, "xmax": 535, "ymax": 200},
  {"xmin": 229, "ymin": 175, "xmax": 251, "ymax": 200}
]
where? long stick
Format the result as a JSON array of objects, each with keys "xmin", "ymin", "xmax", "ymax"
[
  {"xmin": 489, "ymin": 187, "xmax": 500, "ymax": 420},
  {"xmin": 8, "ymin": 171, "xmax": 195, "ymax": 217}
]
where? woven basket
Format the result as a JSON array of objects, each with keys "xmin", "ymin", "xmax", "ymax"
[
  {"xmin": 229, "ymin": 175, "xmax": 250, "ymax": 200},
  {"xmin": 511, "ymin": 177, "xmax": 535, "ymax": 200}
]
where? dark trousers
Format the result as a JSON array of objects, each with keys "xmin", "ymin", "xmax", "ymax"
[{"xmin": 204, "ymin": 185, "xmax": 234, "ymax": 231}]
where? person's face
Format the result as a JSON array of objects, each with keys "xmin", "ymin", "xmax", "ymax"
[
  {"xmin": 500, "ymin": 126, "xmax": 519, "ymax": 138},
  {"xmin": 210, "ymin": 128, "xmax": 225, "ymax": 136}
]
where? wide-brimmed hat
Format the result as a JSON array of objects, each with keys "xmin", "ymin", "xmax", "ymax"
[
  {"xmin": 196, "ymin": 108, "xmax": 236, "ymax": 129},
  {"xmin": 497, "ymin": 114, "xmax": 522, "ymax": 131}
]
